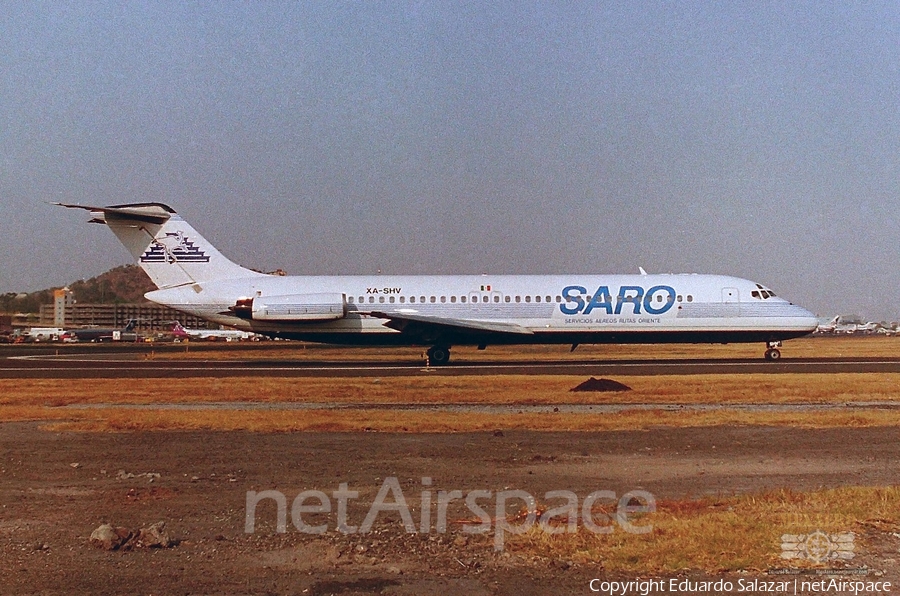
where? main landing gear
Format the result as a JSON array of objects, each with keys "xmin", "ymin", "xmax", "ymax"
[
  {"xmin": 426, "ymin": 345, "xmax": 451, "ymax": 366},
  {"xmin": 764, "ymin": 341, "xmax": 782, "ymax": 361}
]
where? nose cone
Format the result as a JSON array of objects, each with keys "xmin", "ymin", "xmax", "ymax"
[{"xmin": 795, "ymin": 304, "xmax": 820, "ymax": 333}]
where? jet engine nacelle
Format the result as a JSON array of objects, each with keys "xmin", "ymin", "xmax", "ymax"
[{"xmin": 232, "ymin": 293, "xmax": 347, "ymax": 322}]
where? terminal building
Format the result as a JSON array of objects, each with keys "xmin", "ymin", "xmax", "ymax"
[{"xmin": 39, "ymin": 289, "xmax": 213, "ymax": 331}]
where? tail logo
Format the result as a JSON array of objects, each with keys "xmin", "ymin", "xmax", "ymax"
[{"xmin": 140, "ymin": 231, "xmax": 210, "ymax": 264}]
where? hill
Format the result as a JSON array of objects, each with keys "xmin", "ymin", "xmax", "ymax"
[
  {"xmin": 67, "ymin": 264, "xmax": 155, "ymax": 304},
  {"xmin": 1, "ymin": 265, "xmax": 155, "ymax": 314}
]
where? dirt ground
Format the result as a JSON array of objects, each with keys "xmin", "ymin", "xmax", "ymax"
[{"xmin": 2, "ymin": 423, "xmax": 899, "ymax": 595}]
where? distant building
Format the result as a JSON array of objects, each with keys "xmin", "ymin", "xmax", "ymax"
[
  {"xmin": 39, "ymin": 303, "xmax": 214, "ymax": 331},
  {"xmin": 52, "ymin": 288, "xmax": 75, "ymax": 327}
]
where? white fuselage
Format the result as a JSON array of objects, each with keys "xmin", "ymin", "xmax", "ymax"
[{"xmin": 146, "ymin": 273, "xmax": 818, "ymax": 347}]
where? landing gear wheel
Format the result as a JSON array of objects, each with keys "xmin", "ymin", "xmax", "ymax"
[
  {"xmin": 427, "ymin": 346, "xmax": 451, "ymax": 366},
  {"xmin": 764, "ymin": 348, "xmax": 781, "ymax": 361}
]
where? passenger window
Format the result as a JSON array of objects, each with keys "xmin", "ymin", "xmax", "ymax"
[
  {"xmin": 677, "ymin": 295, "xmax": 682, "ymax": 302},
  {"xmin": 505, "ymin": 296, "xmax": 511, "ymax": 303},
  {"xmin": 379, "ymin": 296, "xmax": 385, "ymax": 303},
  {"xmin": 450, "ymin": 296, "xmax": 456, "ymax": 303},
  {"xmin": 494, "ymin": 295, "xmax": 500, "ymax": 303},
  {"xmin": 687, "ymin": 295, "xmax": 693, "ymax": 302},
  {"xmin": 430, "ymin": 296, "xmax": 436, "ymax": 303},
  {"xmin": 525, "ymin": 296, "xmax": 531, "ymax": 303},
  {"xmin": 440, "ymin": 296, "xmax": 446, "ymax": 303},
  {"xmin": 461, "ymin": 296, "xmax": 467, "ymax": 303},
  {"xmin": 348, "ymin": 296, "xmax": 354, "ymax": 303},
  {"xmin": 535, "ymin": 296, "xmax": 541, "ymax": 303},
  {"xmin": 482, "ymin": 295, "xmax": 488, "ymax": 303},
  {"xmin": 400, "ymin": 296, "xmax": 406, "ymax": 303},
  {"xmin": 369, "ymin": 296, "xmax": 375, "ymax": 304},
  {"xmin": 420, "ymin": 296, "xmax": 426, "ymax": 303},
  {"xmin": 515, "ymin": 296, "xmax": 521, "ymax": 303},
  {"xmin": 389, "ymin": 297, "xmax": 395, "ymax": 303}
]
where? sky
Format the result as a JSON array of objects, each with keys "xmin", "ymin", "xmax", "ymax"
[{"xmin": 1, "ymin": 2, "xmax": 899, "ymax": 320}]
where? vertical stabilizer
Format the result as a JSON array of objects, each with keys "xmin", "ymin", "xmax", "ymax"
[{"xmin": 58, "ymin": 202, "xmax": 264, "ymax": 289}]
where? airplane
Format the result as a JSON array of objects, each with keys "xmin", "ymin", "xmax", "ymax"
[
  {"xmin": 170, "ymin": 321, "xmax": 256, "ymax": 342},
  {"xmin": 816, "ymin": 316, "xmax": 884, "ymax": 335},
  {"xmin": 58, "ymin": 202, "xmax": 818, "ymax": 364},
  {"xmin": 815, "ymin": 316, "xmax": 841, "ymax": 334},
  {"xmin": 61, "ymin": 319, "xmax": 138, "ymax": 342}
]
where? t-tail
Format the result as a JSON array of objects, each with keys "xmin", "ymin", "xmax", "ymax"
[{"xmin": 56, "ymin": 203, "xmax": 265, "ymax": 289}]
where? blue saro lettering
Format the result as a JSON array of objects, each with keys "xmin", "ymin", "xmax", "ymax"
[{"xmin": 560, "ymin": 285, "xmax": 676, "ymax": 316}]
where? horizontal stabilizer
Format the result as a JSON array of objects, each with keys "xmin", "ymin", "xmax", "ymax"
[{"xmin": 55, "ymin": 202, "xmax": 174, "ymax": 225}]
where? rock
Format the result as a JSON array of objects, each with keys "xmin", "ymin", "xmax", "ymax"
[
  {"xmin": 90, "ymin": 524, "xmax": 131, "ymax": 550},
  {"xmin": 135, "ymin": 521, "xmax": 172, "ymax": 548},
  {"xmin": 492, "ymin": 430, "xmax": 504, "ymax": 437},
  {"xmin": 70, "ymin": 463, "xmax": 81, "ymax": 469}
]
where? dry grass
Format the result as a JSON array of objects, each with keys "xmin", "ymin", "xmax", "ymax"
[
  {"xmin": 2, "ymin": 373, "xmax": 900, "ymax": 407},
  {"xmin": 3, "ymin": 371, "xmax": 900, "ymax": 432},
  {"xmin": 507, "ymin": 486, "xmax": 900, "ymax": 573},
  {"xmin": 0, "ymin": 405, "xmax": 899, "ymax": 434}
]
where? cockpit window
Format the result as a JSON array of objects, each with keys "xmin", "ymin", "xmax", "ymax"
[{"xmin": 753, "ymin": 284, "xmax": 776, "ymax": 300}]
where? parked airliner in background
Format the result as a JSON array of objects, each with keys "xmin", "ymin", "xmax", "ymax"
[
  {"xmin": 59, "ymin": 203, "xmax": 818, "ymax": 364},
  {"xmin": 61, "ymin": 319, "xmax": 138, "ymax": 343},
  {"xmin": 171, "ymin": 321, "xmax": 256, "ymax": 342}
]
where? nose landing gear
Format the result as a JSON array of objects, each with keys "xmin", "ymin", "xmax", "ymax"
[{"xmin": 764, "ymin": 341, "xmax": 782, "ymax": 361}]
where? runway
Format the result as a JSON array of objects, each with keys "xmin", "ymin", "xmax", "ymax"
[{"xmin": 3, "ymin": 347, "xmax": 900, "ymax": 378}]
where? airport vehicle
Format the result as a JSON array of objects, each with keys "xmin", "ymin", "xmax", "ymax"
[
  {"xmin": 59, "ymin": 202, "xmax": 818, "ymax": 364},
  {"xmin": 61, "ymin": 320, "xmax": 138, "ymax": 342},
  {"xmin": 171, "ymin": 321, "xmax": 256, "ymax": 342},
  {"xmin": 26, "ymin": 327, "xmax": 63, "ymax": 342}
]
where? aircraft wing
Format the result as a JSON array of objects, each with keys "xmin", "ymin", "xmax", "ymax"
[{"xmin": 368, "ymin": 311, "xmax": 534, "ymax": 336}]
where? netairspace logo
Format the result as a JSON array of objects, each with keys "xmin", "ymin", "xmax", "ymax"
[
  {"xmin": 781, "ymin": 530, "xmax": 855, "ymax": 563},
  {"xmin": 244, "ymin": 476, "xmax": 655, "ymax": 550}
]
